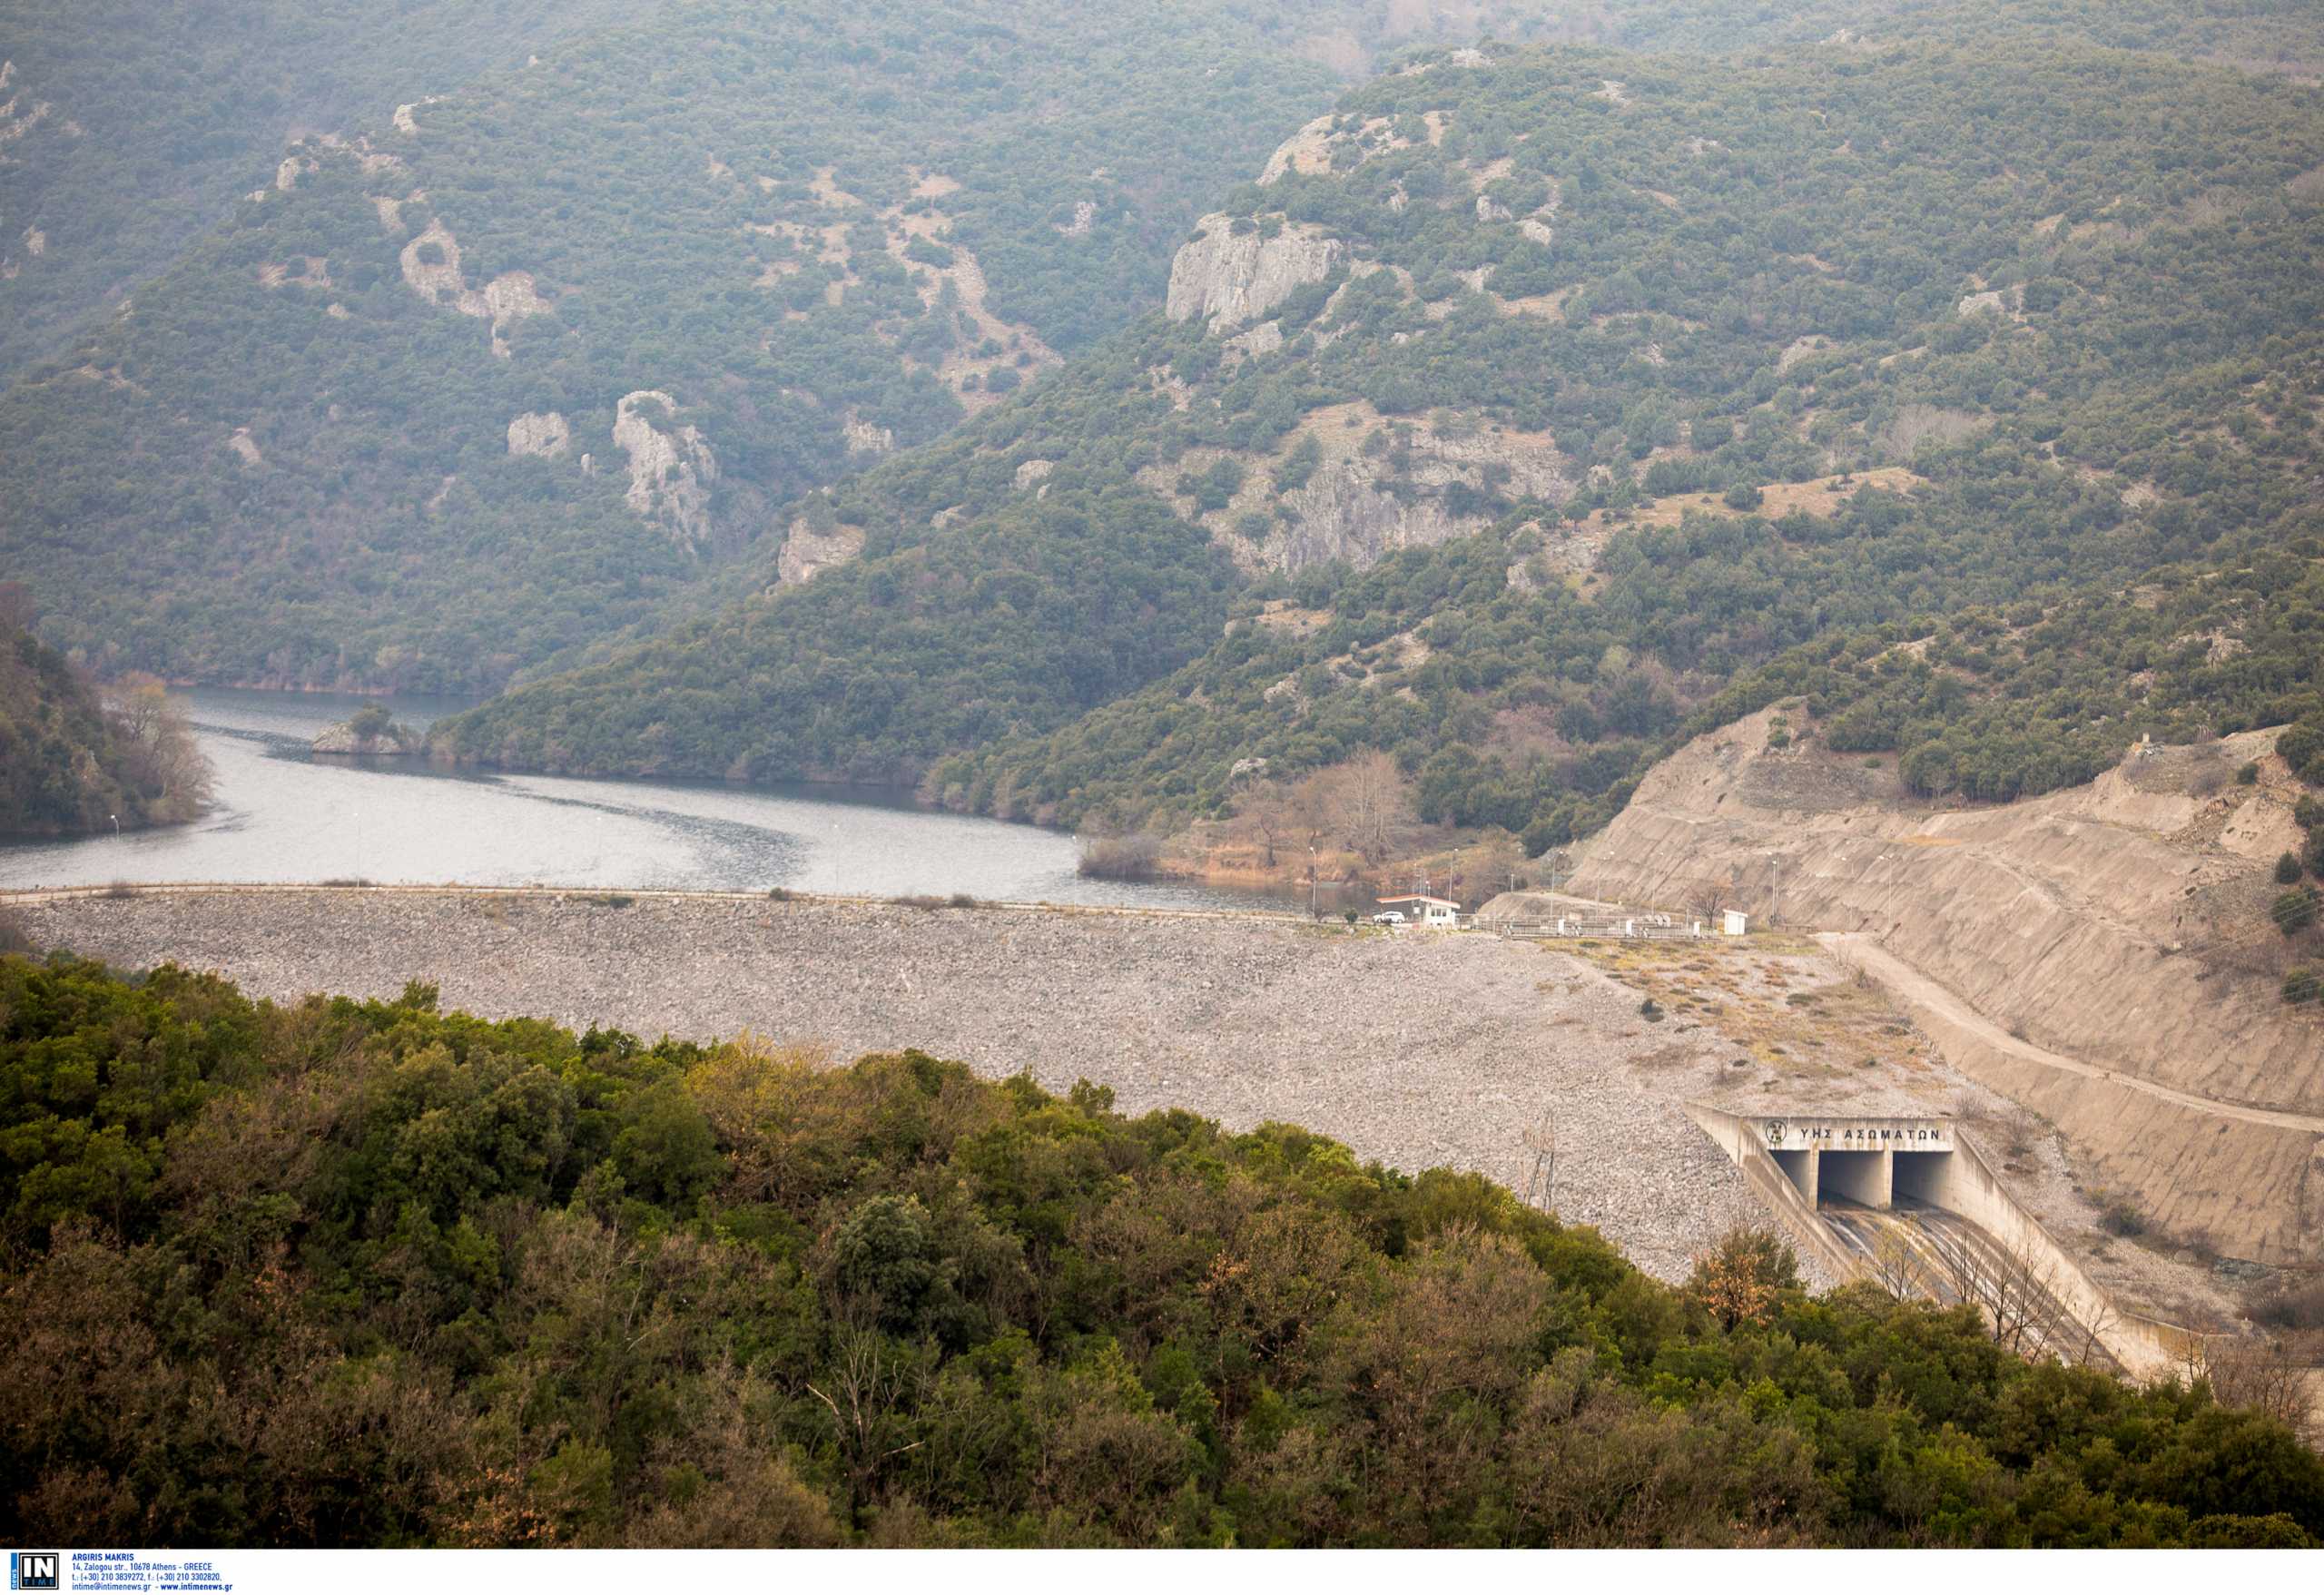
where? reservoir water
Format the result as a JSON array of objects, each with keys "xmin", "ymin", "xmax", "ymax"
[{"xmin": 0, "ymin": 688, "xmax": 1301, "ymax": 911}]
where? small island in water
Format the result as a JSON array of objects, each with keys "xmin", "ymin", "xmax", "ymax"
[{"xmin": 312, "ymin": 703, "xmax": 422, "ymax": 757}]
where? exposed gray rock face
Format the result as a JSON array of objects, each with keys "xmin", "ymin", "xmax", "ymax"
[
  {"xmin": 506, "ymin": 411, "xmax": 570, "ymax": 458},
  {"xmin": 1225, "ymin": 320, "xmax": 1283, "ymax": 361},
  {"xmin": 613, "ymin": 390, "xmax": 718, "ymax": 546},
  {"xmin": 1145, "ymin": 409, "xmax": 1573, "ymax": 575},
  {"xmin": 398, "ymin": 219, "xmax": 551, "ymax": 356},
  {"xmin": 1165, "ymin": 212, "xmax": 1343, "ymax": 330},
  {"xmin": 1258, "ymin": 114, "xmax": 1337, "ymax": 184},
  {"xmin": 1012, "ymin": 458, "xmax": 1054, "ymax": 491},
  {"xmin": 842, "ymin": 412, "xmax": 893, "ymax": 457},
  {"xmin": 1268, "ymin": 461, "xmax": 1472, "ymax": 568},
  {"xmin": 775, "ymin": 513, "xmax": 864, "ymax": 586}
]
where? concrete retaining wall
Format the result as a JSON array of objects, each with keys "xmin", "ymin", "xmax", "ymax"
[
  {"xmin": 1688, "ymin": 1103, "xmax": 2195, "ymax": 1381},
  {"xmin": 1684, "ymin": 1104, "xmax": 1863, "ymax": 1284}
]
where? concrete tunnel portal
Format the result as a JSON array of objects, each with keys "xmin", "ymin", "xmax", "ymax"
[
  {"xmin": 1756, "ymin": 1116, "xmax": 1952, "ymax": 1211},
  {"xmin": 1683, "ymin": 1104, "xmax": 2162, "ymax": 1376}
]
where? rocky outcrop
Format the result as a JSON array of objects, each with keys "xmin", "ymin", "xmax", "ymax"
[
  {"xmin": 478, "ymin": 271, "xmax": 548, "ymax": 329},
  {"xmin": 0, "ymin": 65, "xmax": 56, "ymax": 157},
  {"xmin": 1569, "ymin": 707, "xmax": 2324, "ymax": 1264},
  {"xmin": 312, "ymin": 719, "xmax": 421, "ymax": 755},
  {"xmin": 1259, "ymin": 114, "xmax": 1338, "ymax": 183},
  {"xmin": 258, "ymin": 256, "xmax": 330, "ymax": 290},
  {"xmin": 398, "ymin": 220, "xmax": 551, "ymax": 356},
  {"xmin": 506, "ymin": 411, "xmax": 571, "ymax": 458},
  {"xmin": 1165, "ymin": 213, "xmax": 1344, "ymax": 330},
  {"xmin": 775, "ymin": 513, "xmax": 864, "ymax": 586},
  {"xmin": 1225, "ymin": 320, "xmax": 1284, "ymax": 360},
  {"xmin": 842, "ymin": 412, "xmax": 893, "ymax": 457},
  {"xmin": 1145, "ymin": 403, "xmax": 1572, "ymax": 574},
  {"xmin": 613, "ymin": 391, "xmax": 718, "ymax": 547},
  {"xmin": 398, "ymin": 220, "xmax": 468, "ymax": 297}
]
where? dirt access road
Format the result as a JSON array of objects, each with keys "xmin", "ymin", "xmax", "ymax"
[{"xmin": 1823, "ymin": 932, "xmax": 2324, "ymax": 1136}]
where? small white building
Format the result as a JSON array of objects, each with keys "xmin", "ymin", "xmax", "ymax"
[
  {"xmin": 1378, "ymin": 893, "xmax": 1462, "ymax": 929},
  {"xmin": 1722, "ymin": 909, "xmax": 1749, "ymax": 937}
]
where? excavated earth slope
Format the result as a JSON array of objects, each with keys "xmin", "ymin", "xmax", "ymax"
[{"xmin": 1569, "ymin": 706, "xmax": 2324, "ymax": 1265}]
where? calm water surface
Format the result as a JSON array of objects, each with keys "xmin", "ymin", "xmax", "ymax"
[{"xmin": 0, "ymin": 688, "xmax": 1302, "ymax": 911}]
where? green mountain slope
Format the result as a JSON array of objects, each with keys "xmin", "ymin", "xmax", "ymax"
[
  {"xmin": 5, "ymin": 0, "xmax": 1651, "ymax": 694},
  {"xmin": 15, "ymin": 1, "xmax": 2320, "ymax": 699},
  {"xmin": 0, "ymin": 0, "xmax": 665, "ymax": 381},
  {"xmin": 5, "ymin": 954, "xmax": 2320, "ymax": 1546},
  {"xmin": 436, "ymin": 33, "xmax": 2324, "ymax": 845}
]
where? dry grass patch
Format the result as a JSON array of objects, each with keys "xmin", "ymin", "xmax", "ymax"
[
  {"xmin": 1575, "ymin": 468, "xmax": 1924, "ymax": 540},
  {"xmin": 1566, "ymin": 940, "xmax": 1927, "ymax": 1077}
]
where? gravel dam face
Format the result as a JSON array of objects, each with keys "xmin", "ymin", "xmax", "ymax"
[{"xmin": 14, "ymin": 888, "xmax": 2067, "ymax": 1286}]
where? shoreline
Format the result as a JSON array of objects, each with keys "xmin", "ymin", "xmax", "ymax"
[{"xmin": 0, "ymin": 878, "xmax": 1321, "ymax": 924}]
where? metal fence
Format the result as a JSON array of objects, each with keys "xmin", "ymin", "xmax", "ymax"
[{"xmin": 1491, "ymin": 913, "xmax": 1728, "ymax": 941}]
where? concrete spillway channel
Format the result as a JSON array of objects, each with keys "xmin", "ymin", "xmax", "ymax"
[
  {"xmin": 1819, "ymin": 1199, "xmax": 2124, "ymax": 1374},
  {"xmin": 1687, "ymin": 1104, "xmax": 2191, "ymax": 1378}
]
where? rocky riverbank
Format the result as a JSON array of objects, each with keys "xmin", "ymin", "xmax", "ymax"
[{"xmin": 6, "ymin": 887, "xmax": 2176, "ymax": 1297}]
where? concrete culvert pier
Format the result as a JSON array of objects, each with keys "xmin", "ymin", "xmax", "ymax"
[{"xmin": 1688, "ymin": 1105, "xmax": 2196, "ymax": 1379}]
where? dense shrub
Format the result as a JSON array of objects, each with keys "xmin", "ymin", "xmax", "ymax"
[
  {"xmin": 2273, "ymin": 889, "xmax": 2319, "ymax": 937},
  {"xmin": 3, "ymin": 954, "xmax": 2320, "ymax": 1548}
]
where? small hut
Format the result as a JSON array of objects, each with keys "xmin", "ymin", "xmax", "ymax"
[{"xmin": 1378, "ymin": 893, "xmax": 1462, "ymax": 929}]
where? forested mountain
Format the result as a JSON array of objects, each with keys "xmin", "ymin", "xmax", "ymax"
[
  {"xmin": 0, "ymin": 0, "xmax": 665, "ymax": 380},
  {"xmin": 13, "ymin": 1, "xmax": 2322, "ymax": 700},
  {"xmin": 436, "ymin": 30, "xmax": 2324, "ymax": 852},
  {"xmin": 0, "ymin": 607, "xmax": 209, "ymax": 836},
  {"xmin": 0, "ymin": 0, "xmax": 1623, "ymax": 694},
  {"xmin": 0, "ymin": 2, "xmax": 1301, "ymax": 688},
  {"xmin": 5, "ymin": 953, "xmax": 2319, "ymax": 1546}
]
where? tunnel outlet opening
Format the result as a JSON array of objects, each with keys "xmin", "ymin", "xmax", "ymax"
[
  {"xmin": 1892, "ymin": 1149, "xmax": 1953, "ymax": 1208},
  {"xmin": 1817, "ymin": 1149, "xmax": 1888, "ymax": 1208},
  {"xmin": 1770, "ymin": 1147, "xmax": 1813, "ymax": 1200}
]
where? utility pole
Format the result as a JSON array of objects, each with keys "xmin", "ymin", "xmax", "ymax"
[
  {"xmin": 1307, "ymin": 840, "xmax": 1318, "ymax": 921},
  {"xmin": 1769, "ymin": 852, "xmax": 1780, "ymax": 926},
  {"xmin": 1521, "ymin": 1114, "xmax": 1558, "ymax": 1211}
]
